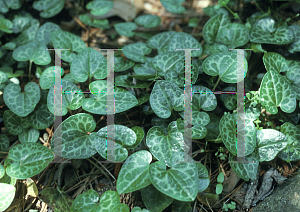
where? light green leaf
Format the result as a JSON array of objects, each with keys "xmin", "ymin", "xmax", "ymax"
[
  {"xmin": 149, "ymin": 160, "xmax": 198, "ymax": 202},
  {"xmin": 79, "ymin": 14, "xmax": 110, "ymax": 29},
  {"xmin": 217, "ymin": 23, "xmax": 250, "ymax": 49},
  {"xmin": 40, "ymin": 66, "xmax": 63, "ymax": 89},
  {"xmin": 219, "ymin": 113, "xmax": 256, "ymax": 156},
  {"xmin": 259, "ymin": 70, "xmax": 296, "ymax": 114},
  {"xmin": 114, "ymin": 22, "xmax": 137, "ymax": 37},
  {"xmin": 12, "ymin": 19, "xmax": 40, "ymax": 46},
  {"xmin": 114, "ymin": 56, "xmax": 135, "ymax": 72},
  {"xmin": 263, "ymin": 52, "xmax": 288, "ymax": 73},
  {"xmin": 141, "ymin": 184, "xmax": 174, "ymax": 212},
  {"xmin": 18, "ymin": 127, "xmax": 39, "ymax": 143},
  {"xmin": 13, "ymin": 41, "xmax": 51, "ymax": 65},
  {"xmin": 257, "ymin": 129, "xmax": 288, "ymax": 162},
  {"xmin": 133, "ymin": 57, "xmax": 156, "ymax": 79},
  {"xmin": 0, "ymin": 67, "xmax": 24, "ymax": 78},
  {"xmin": 3, "ymin": 82, "xmax": 41, "ymax": 117},
  {"xmin": 216, "ymin": 184, "xmax": 223, "ymax": 195},
  {"xmin": 229, "ymin": 150, "xmax": 259, "ymax": 181},
  {"xmin": 36, "ymin": 22, "xmax": 61, "ymax": 45},
  {"xmin": 160, "ymin": 0, "xmax": 186, "ymax": 13},
  {"xmin": 203, "ymin": 5, "xmax": 229, "ymax": 17},
  {"xmin": 86, "ymin": 0, "xmax": 114, "ymax": 16},
  {"xmin": 0, "ymin": 164, "xmax": 4, "ymax": 178},
  {"xmin": 93, "ymin": 125, "xmax": 137, "ymax": 162},
  {"xmin": 130, "ymin": 126, "xmax": 144, "ymax": 149},
  {"xmin": 51, "ymin": 113, "xmax": 97, "ymax": 159},
  {"xmin": 288, "ymin": 25, "xmax": 300, "ymax": 53},
  {"xmin": 177, "ymin": 119, "xmax": 208, "ymax": 139},
  {"xmin": 167, "ymin": 32, "xmax": 202, "ymax": 57},
  {"xmin": 196, "ymin": 163, "xmax": 210, "ymax": 193},
  {"xmin": 0, "ymin": 183, "xmax": 15, "ymax": 211},
  {"xmin": 82, "ymin": 80, "xmax": 138, "ymax": 115},
  {"xmin": 47, "ymin": 79, "xmax": 85, "ymax": 116},
  {"xmin": 33, "ymin": 0, "xmax": 65, "ymax": 18},
  {"xmin": 146, "ymin": 31, "xmax": 176, "ymax": 54},
  {"xmin": 250, "ymin": 18, "xmax": 294, "ymax": 44},
  {"xmin": 204, "ymin": 43, "xmax": 229, "ymax": 55},
  {"xmin": 71, "ymin": 189, "xmax": 101, "ymax": 212},
  {"xmin": 2, "ymin": 42, "xmax": 16, "ymax": 50},
  {"xmin": 123, "ymin": 43, "xmax": 152, "ymax": 63},
  {"xmin": 41, "ymin": 187, "xmax": 73, "ymax": 212},
  {"xmin": 132, "ymin": 207, "xmax": 150, "ymax": 212},
  {"xmin": 203, "ymin": 14, "xmax": 230, "ymax": 45},
  {"xmin": 146, "ymin": 121, "xmax": 185, "ymax": 167},
  {"xmin": 135, "ymin": 15, "xmax": 161, "ymax": 28},
  {"xmin": 203, "ymin": 51, "xmax": 248, "ymax": 83},
  {"xmin": 149, "ymin": 80, "xmax": 184, "ymax": 119},
  {"xmin": 0, "ymin": 18, "xmax": 13, "ymax": 33},
  {"xmin": 51, "ymin": 30, "xmax": 87, "ymax": 63},
  {"xmin": 12, "ymin": 16, "xmax": 32, "ymax": 34},
  {"xmin": 70, "ymin": 47, "xmax": 107, "ymax": 82},
  {"xmin": 116, "ymin": 150, "xmax": 152, "ymax": 194},
  {"xmin": 0, "ymin": 71, "xmax": 8, "ymax": 84},
  {"xmin": 0, "ymin": 0, "xmax": 21, "ymax": 13},
  {"xmin": 5, "ymin": 142, "xmax": 54, "ymax": 179}
]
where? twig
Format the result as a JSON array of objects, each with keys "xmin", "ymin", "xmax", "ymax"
[{"xmin": 205, "ymin": 197, "xmax": 214, "ymax": 212}]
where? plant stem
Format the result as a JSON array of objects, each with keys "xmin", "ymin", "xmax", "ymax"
[
  {"xmin": 224, "ymin": 5, "xmax": 243, "ymax": 24},
  {"xmin": 89, "ymin": 76, "xmax": 92, "ymax": 84},
  {"xmin": 212, "ymin": 76, "xmax": 221, "ymax": 92},
  {"xmin": 28, "ymin": 60, "xmax": 33, "ymax": 81},
  {"xmin": 68, "ymin": 108, "xmax": 73, "ymax": 115}
]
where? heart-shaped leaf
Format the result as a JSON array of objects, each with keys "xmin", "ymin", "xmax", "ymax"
[
  {"xmin": 176, "ymin": 118, "xmax": 208, "ymax": 139},
  {"xmin": 135, "ymin": 14, "xmax": 161, "ymax": 28},
  {"xmin": 47, "ymin": 79, "xmax": 85, "ymax": 116},
  {"xmin": 123, "ymin": 43, "xmax": 152, "ymax": 63},
  {"xmin": 12, "ymin": 19, "xmax": 40, "ymax": 46},
  {"xmin": 93, "ymin": 125, "xmax": 137, "ymax": 162},
  {"xmin": 249, "ymin": 18, "xmax": 294, "ymax": 44},
  {"xmin": 196, "ymin": 163, "xmax": 210, "ymax": 193},
  {"xmin": 167, "ymin": 32, "xmax": 202, "ymax": 57},
  {"xmin": 203, "ymin": 14, "xmax": 230, "ymax": 45},
  {"xmin": 229, "ymin": 150, "xmax": 259, "ymax": 181},
  {"xmin": 160, "ymin": 0, "xmax": 186, "ymax": 13},
  {"xmin": 0, "ymin": 183, "xmax": 16, "ymax": 211},
  {"xmin": 27, "ymin": 90, "xmax": 54, "ymax": 129},
  {"xmin": 146, "ymin": 31, "xmax": 176, "ymax": 54},
  {"xmin": 278, "ymin": 122, "xmax": 300, "ymax": 162},
  {"xmin": 70, "ymin": 47, "xmax": 107, "ymax": 82},
  {"xmin": 3, "ymin": 82, "xmax": 40, "ymax": 117},
  {"xmin": 140, "ymin": 184, "xmax": 174, "ymax": 212},
  {"xmin": 41, "ymin": 187, "xmax": 73, "ymax": 212},
  {"xmin": 203, "ymin": 51, "xmax": 248, "ymax": 83},
  {"xmin": 86, "ymin": 0, "xmax": 114, "ymax": 16},
  {"xmin": 82, "ymin": 80, "xmax": 138, "ymax": 115},
  {"xmin": 12, "ymin": 41, "xmax": 51, "ymax": 65},
  {"xmin": 51, "ymin": 113, "xmax": 97, "ymax": 159},
  {"xmin": 0, "ymin": 18, "xmax": 13, "ymax": 33},
  {"xmin": 149, "ymin": 160, "xmax": 198, "ymax": 202},
  {"xmin": 130, "ymin": 126, "xmax": 145, "ymax": 149},
  {"xmin": 133, "ymin": 57, "xmax": 157, "ymax": 78},
  {"xmin": 11, "ymin": 16, "xmax": 32, "ymax": 34},
  {"xmin": 217, "ymin": 23, "xmax": 250, "ymax": 49},
  {"xmin": 33, "ymin": 0, "xmax": 65, "ymax": 18},
  {"xmin": 3, "ymin": 110, "xmax": 29, "ymax": 135},
  {"xmin": 219, "ymin": 113, "xmax": 256, "ymax": 156},
  {"xmin": 116, "ymin": 150, "xmax": 152, "ymax": 194},
  {"xmin": 115, "ymin": 75, "xmax": 151, "ymax": 88},
  {"xmin": 263, "ymin": 52, "xmax": 288, "ymax": 73},
  {"xmin": 51, "ymin": 30, "xmax": 87, "ymax": 62},
  {"xmin": 114, "ymin": 22, "xmax": 138, "ymax": 37},
  {"xmin": 203, "ymin": 5, "xmax": 229, "ymax": 17},
  {"xmin": 5, "ymin": 142, "xmax": 54, "ymax": 179},
  {"xmin": 288, "ymin": 25, "xmax": 300, "ymax": 53},
  {"xmin": 79, "ymin": 14, "xmax": 110, "ymax": 29},
  {"xmin": 259, "ymin": 70, "xmax": 296, "ymax": 114},
  {"xmin": 146, "ymin": 121, "xmax": 185, "ymax": 167},
  {"xmin": 149, "ymin": 80, "xmax": 184, "ymax": 119},
  {"xmin": 36, "ymin": 22, "xmax": 61, "ymax": 45},
  {"xmin": 18, "ymin": 127, "xmax": 39, "ymax": 143},
  {"xmin": 114, "ymin": 56, "xmax": 135, "ymax": 72},
  {"xmin": 256, "ymin": 129, "xmax": 288, "ymax": 162},
  {"xmin": 40, "ymin": 66, "xmax": 64, "ymax": 89}
]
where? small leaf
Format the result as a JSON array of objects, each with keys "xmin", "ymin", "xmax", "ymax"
[
  {"xmin": 5, "ymin": 142, "xmax": 54, "ymax": 179},
  {"xmin": 13, "ymin": 41, "xmax": 51, "ymax": 65},
  {"xmin": 71, "ymin": 189, "xmax": 101, "ymax": 212},
  {"xmin": 86, "ymin": 0, "xmax": 114, "ymax": 16},
  {"xmin": 33, "ymin": 0, "xmax": 65, "ymax": 18},
  {"xmin": 18, "ymin": 127, "xmax": 39, "ymax": 143},
  {"xmin": 0, "ymin": 183, "xmax": 16, "ymax": 211},
  {"xmin": 114, "ymin": 56, "xmax": 135, "ymax": 72},
  {"xmin": 26, "ymin": 178, "xmax": 38, "ymax": 197},
  {"xmin": 51, "ymin": 30, "xmax": 87, "ymax": 63},
  {"xmin": 250, "ymin": 18, "xmax": 294, "ymax": 44},
  {"xmin": 130, "ymin": 126, "xmax": 145, "ymax": 149},
  {"xmin": 160, "ymin": 0, "xmax": 186, "ymax": 14},
  {"xmin": 40, "ymin": 66, "xmax": 64, "ymax": 89},
  {"xmin": 123, "ymin": 43, "xmax": 152, "ymax": 63},
  {"xmin": 70, "ymin": 47, "xmax": 107, "ymax": 82},
  {"xmin": 79, "ymin": 14, "xmax": 110, "ymax": 29},
  {"xmin": 217, "ymin": 172, "xmax": 224, "ymax": 183},
  {"xmin": 51, "ymin": 113, "xmax": 97, "ymax": 159},
  {"xmin": 135, "ymin": 15, "xmax": 161, "ymax": 28},
  {"xmin": 114, "ymin": 22, "xmax": 138, "ymax": 37},
  {"xmin": 216, "ymin": 184, "xmax": 223, "ymax": 195},
  {"xmin": 0, "ymin": 67, "xmax": 24, "ymax": 78},
  {"xmin": 0, "ymin": 18, "xmax": 13, "ymax": 33},
  {"xmin": 263, "ymin": 52, "xmax": 288, "ymax": 73},
  {"xmin": 203, "ymin": 5, "xmax": 229, "ymax": 17},
  {"xmin": 116, "ymin": 150, "xmax": 152, "ymax": 194},
  {"xmin": 36, "ymin": 22, "xmax": 61, "ymax": 45},
  {"xmin": 3, "ymin": 82, "xmax": 41, "ymax": 117}
]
